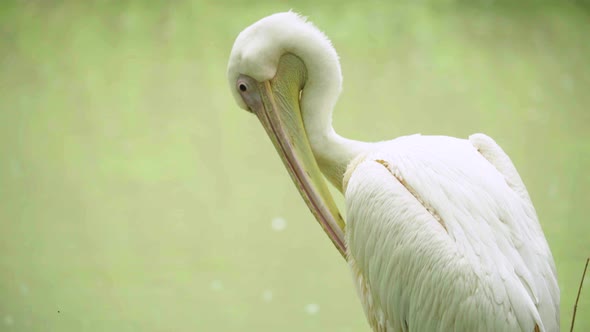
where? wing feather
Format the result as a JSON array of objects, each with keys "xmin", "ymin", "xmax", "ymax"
[
  {"xmin": 345, "ymin": 134, "xmax": 559, "ymax": 332},
  {"xmin": 469, "ymin": 133, "xmax": 560, "ymax": 330}
]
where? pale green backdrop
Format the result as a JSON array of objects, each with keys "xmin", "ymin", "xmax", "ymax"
[{"xmin": 1, "ymin": 0, "xmax": 589, "ymax": 331}]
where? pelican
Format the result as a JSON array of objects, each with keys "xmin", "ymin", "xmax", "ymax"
[{"xmin": 227, "ymin": 12, "xmax": 560, "ymax": 332}]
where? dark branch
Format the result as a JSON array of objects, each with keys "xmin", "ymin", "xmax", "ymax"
[{"xmin": 570, "ymin": 257, "xmax": 589, "ymax": 332}]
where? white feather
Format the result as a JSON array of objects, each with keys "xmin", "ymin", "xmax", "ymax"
[{"xmin": 345, "ymin": 134, "xmax": 559, "ymax": 331}]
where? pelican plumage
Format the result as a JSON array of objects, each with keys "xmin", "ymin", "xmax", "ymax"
[{"xmin": 227, "ymin": 12, "xmax": 560, "ymax": 332}]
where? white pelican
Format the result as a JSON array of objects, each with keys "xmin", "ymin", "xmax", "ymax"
[{"xmin": 227, "ymin": 12, "xmax": 560, "ymax": 332}]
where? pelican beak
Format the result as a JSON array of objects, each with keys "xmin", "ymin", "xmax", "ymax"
[{"xmin": 235, "ymin": 54, "xmax": 346, "ymax": 259}]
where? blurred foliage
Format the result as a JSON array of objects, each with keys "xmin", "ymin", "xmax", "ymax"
[{"xmin": 0, "ymin": 0, "xmax": 589, "ymax": 331}]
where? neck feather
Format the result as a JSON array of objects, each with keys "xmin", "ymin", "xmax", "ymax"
[{"xmin": 286, "ymin": 26, "xmax": 370, "ymax": 191}]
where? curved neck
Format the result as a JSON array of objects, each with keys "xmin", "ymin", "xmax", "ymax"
[
  {"xmin": 296, "ymin": 50, "xmax": 371, "ymax": 191},
  {"xmin": 235, "ymin": 13, "xmax": 373, "ymax": 191}
]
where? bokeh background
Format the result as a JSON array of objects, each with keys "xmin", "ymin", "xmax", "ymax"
[{"xmin": 1, "ymin": 0, "xmax": 589, "ymax": 331}]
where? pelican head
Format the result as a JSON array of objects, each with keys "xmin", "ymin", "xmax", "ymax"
[{"xmin": 227, "ymin": 12, "xmax": 348, "ymax": 256}]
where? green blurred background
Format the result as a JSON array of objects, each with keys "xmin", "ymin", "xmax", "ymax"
[{"xmin": 1, "ymin": 0, "xmax": 589, "ymax": 331}]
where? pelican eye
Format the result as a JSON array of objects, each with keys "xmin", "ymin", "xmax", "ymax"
[{"xmin": 239, "ymin": 83, "xmax": 247, "ymax": 92}]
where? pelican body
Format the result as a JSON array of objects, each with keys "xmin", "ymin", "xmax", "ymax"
[{"xmin": 227, "ymin": 12, "xmax": 560, "ymax": 332}]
